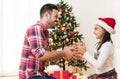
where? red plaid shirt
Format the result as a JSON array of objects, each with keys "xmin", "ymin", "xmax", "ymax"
[{"xmin": 19, "ymin": 21, "xmax": 49, "ymax": 79}]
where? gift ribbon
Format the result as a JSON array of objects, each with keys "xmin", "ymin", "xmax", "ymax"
[
  {"xmin": 71, "ymin": 75, "xmax": 77, "ymax": 79},
  {"xmin": 76, "ymin": 67, "xmax": 78, "ymax": 73},
  {"xmin": 60, "ymin": 70, "xmax": 63, "ymax": 79}
]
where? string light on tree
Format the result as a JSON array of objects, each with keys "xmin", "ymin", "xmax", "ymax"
[{"xmin": 46, "ymin": 0, "xmax": 89, "ymax": 71}]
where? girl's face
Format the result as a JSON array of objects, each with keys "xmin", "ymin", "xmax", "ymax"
[{"xmin": 93, "ymin": 24, "xmax": 106, "ymax": 40}]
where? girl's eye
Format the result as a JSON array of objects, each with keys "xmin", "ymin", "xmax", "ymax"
[{"xmin": 95, "ymin": 28, "xmax": 98, "ymax": 30}]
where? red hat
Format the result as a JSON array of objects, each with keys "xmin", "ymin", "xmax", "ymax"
[{"xmin": 96, "ymin": 17, "xmax": 116, "ymax": 34}]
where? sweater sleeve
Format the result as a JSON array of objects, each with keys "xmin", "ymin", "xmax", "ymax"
[
  {"xmin": 83, "ymin": 42, "xmax": 112, "ymax": 69},
  {"xmin": 27, "ymin": 26, "xmax": 45, "ymax": 59}
]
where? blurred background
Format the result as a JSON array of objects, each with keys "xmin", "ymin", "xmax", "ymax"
[{"xmin": 0, "ymin": 0, "xmax": 120, "ymax": 78}]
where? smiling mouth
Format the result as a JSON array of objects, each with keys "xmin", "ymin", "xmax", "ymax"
[{"xmin": 54, "ymin": 21, "xmax": 58, "ymax": 24}]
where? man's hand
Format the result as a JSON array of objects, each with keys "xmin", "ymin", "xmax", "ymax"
[
  {"xmin": 75, "ymin": 42, "xmax": 87, "ymax": 55},
  {"xmin": 63, "ymin": 46, "xmax": 80, "ymax": 61}
]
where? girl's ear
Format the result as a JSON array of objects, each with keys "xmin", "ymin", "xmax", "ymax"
[{"xmin": 102, "ymin": 28, "xmax": 106, "ymax": 34}]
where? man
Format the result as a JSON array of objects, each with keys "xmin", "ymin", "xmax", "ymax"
[{"xmin": 19, "ymin": 3, "xmax": 79, "ymax": 79}]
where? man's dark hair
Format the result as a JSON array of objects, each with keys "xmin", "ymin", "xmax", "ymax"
[{"xmin": 40, "ymin": 3, "xmax": 58, "ymax": 18}]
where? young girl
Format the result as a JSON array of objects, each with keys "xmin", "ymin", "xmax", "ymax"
[{"xmin": 77, "ymin": 17, "xmax": 117, "ymax": 79}]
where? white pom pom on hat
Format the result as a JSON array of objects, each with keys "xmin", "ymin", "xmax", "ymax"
[{"xmin": 96, "ymin": 17, "xmax": 116, "ymax": 34}]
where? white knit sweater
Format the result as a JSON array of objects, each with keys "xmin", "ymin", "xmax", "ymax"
[{"xmin": 83, "ymin": 42, "xmax": 115, "ymax": 74}]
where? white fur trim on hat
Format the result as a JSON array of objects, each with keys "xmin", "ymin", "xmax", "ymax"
[{"xmin": 96, "ymin": 20, "xmax": 116, "ymax": 34}]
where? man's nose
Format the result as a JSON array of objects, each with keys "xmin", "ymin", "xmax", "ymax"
[{"xmin": 57, "ymin": 18, "xmax": 59, "ymax": 22}]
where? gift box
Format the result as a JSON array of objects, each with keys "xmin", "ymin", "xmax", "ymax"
[
  {"xmin": 71, "ymin": 75, "xmax": 77, "ymax": 79},
  {"xmin": 72, "ymin": 67, "xmax": 82, "ymax": 74},
  {"xmin": 53, "ymin": 70, "xmax": 69, "ymax": 79}
]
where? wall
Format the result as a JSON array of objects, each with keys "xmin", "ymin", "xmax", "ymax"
[
  {"xmin": 0, "ymin": 0, "xmax": 3, "ymax": 76},
  {"xmin": 2, "ymin": 0, "xmax": 31, "ymax": 76},
  {"xmin": 64, "ymin": 0, "xmax": 120, "ymax": 78},
  {"xmin": 112, "ymin": 0, "xmax": 120, "ymax": 78},
  {"xmin": 1, "ymin": 0, "xmax": 58, "ymax": 76},
  {"xmin": 0, "ymin": 0, "xmax": 120, "ymax": 77},
  {"xmin": 64, "ymin": 0, "xmax": 114, "ymax": 55}
]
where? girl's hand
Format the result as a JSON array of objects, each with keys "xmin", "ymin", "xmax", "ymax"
[
  {"xmin": 76, "ymin": 42, "xmax": 87, "ymax": 55},
  {"xmin": 63, "ymin": 46, "xmax": 80, "ymax": 60}
]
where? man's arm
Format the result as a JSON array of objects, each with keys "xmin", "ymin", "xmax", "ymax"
[
  {"xmin": 38, "ymin": 49, "xmax": 80, "ymax": 62},
  {"xmin": 38, "ymin": 50, "xmax": 65, "ymax": 61}
]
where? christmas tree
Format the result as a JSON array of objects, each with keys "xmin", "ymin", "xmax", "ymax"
[{"xmin": 47, "ymin": 0, "xmax": 89, "ymax": 71}]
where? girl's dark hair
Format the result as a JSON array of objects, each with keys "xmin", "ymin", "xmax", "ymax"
[
  {"xmin": 97, "ymin": 31, "xmax": 112, "ymax": 50},
  {"xmin": 40, "ymin": 3, "xmax": 58, "ymax": 18}
]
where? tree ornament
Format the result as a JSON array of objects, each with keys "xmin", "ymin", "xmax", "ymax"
[
  {"xmin": 55, "ymin": 27, "xmax": 58, "ymax": 30},
  {"xmin": 51, "ymin": 42, "xmax": 53, "ymax": 45},
  {"xmin": 72, "ymin": 41, "xmax": 76, "ymax": 45},
  {"xmin": 46, "ymin": 0, "xmax": 89, "ymax": 71},
  {"xmin": 58, "ymin": 42, "xmax": 61, "ymax": 46},
  {"xmin": 71, "ymin": 32, "xmax": 75, "ymax": 37},
  {"xmin": 73, "ymin": 28, "xmax": 77, "ymax": 32},
  {"xmin": 66, "ymin": 38, "xmax": 69, "ymax": 42},
  {"xmin": 54, "ymin": 35, "xmax": 57, "ymax": 40},
  {"xmin": 65, "ymin": 9, "xmax": 68, "ymax": 12},
  {"xmin": 58, "ymin": 11, "xmax": 62, "ymax": 15},
  {"xmin": 61, "ymin": 26, "xmax": 66, "ymax": 32}
]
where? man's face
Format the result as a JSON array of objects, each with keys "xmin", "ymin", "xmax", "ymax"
[{"xmin": 47, "ymin": 9, "xmax": 59, "ymax": 28}]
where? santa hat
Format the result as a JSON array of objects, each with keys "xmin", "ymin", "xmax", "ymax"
[{"xmin": 96, "ymin": 17, "xmax": 116, "ymax": 34}]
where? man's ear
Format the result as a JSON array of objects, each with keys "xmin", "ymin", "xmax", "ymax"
[
  {"xmin": 47, "ymin": 12, "xmax": 51, "ymax": 19},
  {"xmin": 47, "ymin": 15, "xmax": 50, "ymax": 19},
  {"xmin": 44, "ymin": 12, "xmax": 50, "ymax": 19}
]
